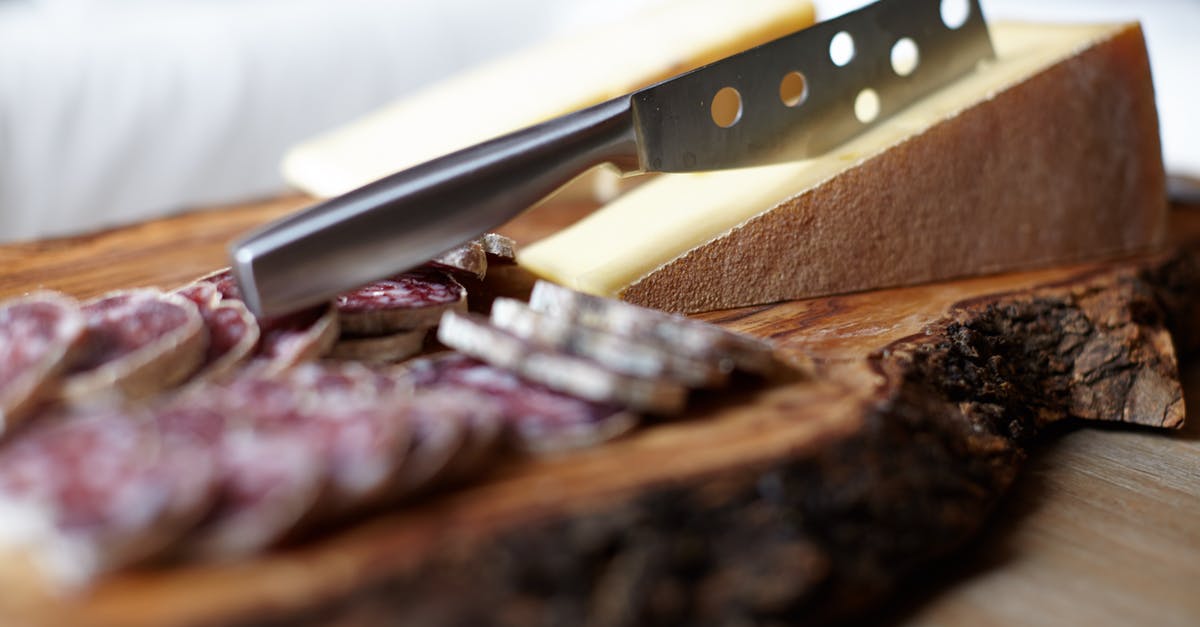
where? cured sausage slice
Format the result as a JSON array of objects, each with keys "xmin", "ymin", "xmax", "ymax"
[
  {"xmin": 407, "ymin": 353, "xmax": 637, "ymax": 453},
  {"xmin": 255, "ymin": 306, "xmax": 339, "ymax": 374},
  {"xmin": 481, "ymin": 233, "xmax": 517, "ymax": 264},
  {"xmin": 0, "ymin": 409, "xmax": 216, "ymax": 588},
  {"xmin": 192, "ymin": 269, "xmax": 337, "ymax": 373},
  {"xmin": 0, "ymin": 292, "xmax": 85, "ymax": 432},
  {"xmin": 489, "ymin": 297, "xmax": 730, "ymax": 388},
  {"xmin": 61, "ymin": 289, "xmax": 206, "ymax": 402},
  {"xmin": 528, "ymin": 280, "xmax": 780, "ymax": 376},
  {"xmin": 329, "ymin": 328, "xmax": 427, "ymax": 363},
  {"xmin": 174, "ymin": 282, "xmax": 259, "ymax": 381},
  {"xmin": 336, "ymin": 269, "xmax": 466, "ymax": 335},
  {"xmin": 430, "ymin": 239, "xmax": 488, "ymax": 280},
  {"xmin": 437, "ymin": 311, "xmax": 687, "ymax": 415}
]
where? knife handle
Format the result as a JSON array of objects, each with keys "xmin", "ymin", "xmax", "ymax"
[{"xmin": 231, "ymin": 97, "xmax": 640, "ymax": 317}]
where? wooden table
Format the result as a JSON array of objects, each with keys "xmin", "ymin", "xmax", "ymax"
[{"xmin": 1, "ymin": 197, "xmax": 1196, "ymax": 626}]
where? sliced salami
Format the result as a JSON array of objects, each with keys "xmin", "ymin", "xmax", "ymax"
[
  {"xmin": 528, "ymin": 281, "xmax": 780, "ymax": 376},
  {"xmin": 490, "ymin": 297, "xmax": 730, "ymax": 388},
  {"xmin": 0, "ymin": 408, "xmax": 216, "ymax": 588},
  {"xmin": 192, "ymin": 268, "xmax": 337, "ymax": 373},
  {"xmin": 174, "ymin": 282, "xmax": 259, "ymax": 381},
  {"xmin": 254, "ymin": 305, "xmax": 339, "ymax": 374},
  {"xmin": 481, "ymin": 233, "xmax": 517, "ymax": 264},
  {"xmin": 438, "ymin": 311, "xmax": 687, "ymax": 415},
  {"xmin": 0, "ymin": 292, "xmax": 85, "ymax": 432},
  {"xmin": 429, "ymin": 239, "xmax": 488, "ymax": 280},
  {"xmin": 385, "ymin": 392, "xmax": 468, "ymax": 498},
  {"xmin": 335, "ymin": 269, "xmax": 466, "ymax": 335},
  {"xmin": 407, "ymin": 353, "xmax": 637, "ymax": 453},
  {"xmin": 61, "ymin": 289, "xmax": 206, "ymax": 402},
  {"xmin": 329, "ymin": 327, "xmax": 427, "ymax": 363}
]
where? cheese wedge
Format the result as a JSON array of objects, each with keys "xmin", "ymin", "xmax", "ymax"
[
  {"xmin": 282, "ymin": 0, "xmax": 815, "ymax": 200},
  {"xmin": 518, "ymin": 22, "xmax": 1167, "ymax": 313}
]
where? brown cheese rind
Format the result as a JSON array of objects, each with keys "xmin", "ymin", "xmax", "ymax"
[{"xmin": 437, "ymin": 311, "xmax": 687, "ymax": 415}]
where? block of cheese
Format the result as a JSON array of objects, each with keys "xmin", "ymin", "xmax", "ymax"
[
  {"xmin": 282, "ymin": 0, "xmax": 815, "ymax": 200},
  {"xmin": 518, "ymin": 22, "xmax": 1167, "ymax": 313}
]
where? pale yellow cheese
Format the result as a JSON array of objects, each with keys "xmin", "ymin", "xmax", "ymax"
[
  {"xmin": 518, "ymin": 22, "xmax": 1167, "ymax": 312},
  {"xmin": 282, "ymin": 0, "xmax": 815, "ymax": 200}
]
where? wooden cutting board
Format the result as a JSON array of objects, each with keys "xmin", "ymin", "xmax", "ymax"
[{"xmin": 0, "ymin": 197, "xmax": 1196, "ymax": 626}]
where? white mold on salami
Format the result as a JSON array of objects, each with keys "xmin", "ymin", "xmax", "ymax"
[
  {"xmin": 528, "ymin": 281, "xmax": 780, "ymax": 376},
  {"xmin": 406, "ymin": 353, "xmax": 637, "ymax": 454},
  {"xmin": 490, "ymin": 297, "xmax": 730, "ymax": 388},
  {"xmin": 0, "ymin": 292, "xmax": 85, "ymax": 433},
  {"xmin": 336, "ymin": 269, "xmax": 466, "ymax": 335},
  {"xmin": 438, "ymin": 311, "xmax": 687, "ymax": 415},
  {"xmin": 329, "ymin": 328, "xmax": 427, "ymax": 363},
  {"xmin": 60, "ymin": 289, "xmax": 206, "ymax": 402},
  {"xmin": 430, "ymin": 239, "xmax": 488, "ymax": 279}
]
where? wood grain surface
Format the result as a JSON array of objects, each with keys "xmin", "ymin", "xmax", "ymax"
[{"xmin": 0, "ymin": 197, "xmax": 1195, "ymax": 626}]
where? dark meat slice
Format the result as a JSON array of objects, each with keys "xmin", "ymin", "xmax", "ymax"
[
  {"xmin": 185, "ymin": 430, "xmax": 324, "ymax": 560},
  {"xmin": 0, "ymin": 408, "xmax": 216, "ymax": 588},
  {"xmin": 0, "ymin": 292, "xmax": 85, "ymax": 432},
  {"xmin": 61, "ymin": 289, "xmax": 205, "ymax": 402},
  {"xmin": 176, "ymin": 363, "xmax": 414, "ymax": 556},
  {"xmin": 429, "ymin": 239, "xmax": 488, "ymax": 280},
  {"xmin": 174, "ymin": 282, "xmax": 259, "ymax": 381},
  {"xmin": 489, "ymin": 297, "xmax": 730, "ymax": 388},
  {"xmin": 438, "ymin": 311, "xmax": 687, "ymax": 415},
  {"xmin": 329, "ymin": 327, "xmax": 427, "ymax": 363},
  {"xmin": 191, "ymin": 269, "xmax": 337, "ymax": 373},
  {"xmin": 407, "ymin": 353, "xmax": 637, "ymax": 454},
  {"xmin": 385, "ymin": 392, "xmax": 468, "ymax": 498},
  {"xmin": 254, "ymin": 305, "xmax": 339, "ymax": 375},
  {"xmin": 528, "ymin": 280, "xmax": 781, "ymax": 376},
  {"xmin": 480, "ymin": 233, "xmax": 517, "ymax": 264},
  {"xmin": 336, "ymin": 269, "xmax": 466, "ymax": 335},
  {"xmin": 409, "ymin": 388, "xmax": 506, "ymax": 483}
]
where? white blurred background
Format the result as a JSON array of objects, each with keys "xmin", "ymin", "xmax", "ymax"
[{"xmin": 0, "ymin": 0, "xmax": 1196, "ymax": 242}]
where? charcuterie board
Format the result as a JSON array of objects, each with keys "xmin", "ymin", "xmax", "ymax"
[{"xmin": 0, "ymin": 197, "xmax": 1197, "ymax": 626}]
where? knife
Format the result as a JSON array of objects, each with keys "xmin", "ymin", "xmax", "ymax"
[{"xmin": 231, "ymin": 0, "xmax": 993, "ymax": 318}]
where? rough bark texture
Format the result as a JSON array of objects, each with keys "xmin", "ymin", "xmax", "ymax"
[{"xmin": 222, "ymin": 247, "xmax": 1196, "ymax": 627}]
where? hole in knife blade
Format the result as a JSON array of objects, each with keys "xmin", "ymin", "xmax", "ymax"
[
  {"xmin": 891, "ymin": 38, "xmax": 919, "ymax": 76},
  {"xmin": 711, "ymin": 86, "xmax": 743, "ymax": 128},
  {"xmin": 779, "ymin": 71, "xmax": 808, "ymax": 107},
  {"xmin": 855, "ymin": 88, "xmax": 880, "ymax": 123},
  {"xmin": 829, "ymin": 31, "xmax": 855, "ymax": 67},
  {"xmin": 940, "ymin": 0, "xmax": 970, "ymax": 30}
]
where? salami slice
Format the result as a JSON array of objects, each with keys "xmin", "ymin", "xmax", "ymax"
[
  {"xmin": 429, "ymin": 239, "xmax": 488, "ymax": 279},
  {"xmin": 407, "ymin": 353, "xmax": 637, "ymax": 453},
  {"xmin": 174, "ymin": 282, "xmax": 259, "ymax": 381},
  {"xmin": 490, "ymin": 297, "xmax": 730, "ymax": 388},
  {"xmin": 385, "ymin": 393, "xmax": 467, "ymax": 498},
  {"xmin": 528, "ymin": 281, "xmax": 781, "ymax": 376},
  {"xmin": 0, "ymin": 409, "xmax": 216, "ymax": 588},
  {"xmin": 481, "ymin": 233, "xmax": 517, "ymax": 264},
  {"xmin": 0, "ymin": 292, "xmax": 85, "ymax": 432},
  {"xmin": 191, "ymin": 269, "xmax": 337, "ymax": 373},
  {"xmin": 438, "ymin": 311, "xmax": 687, "ymax": 415},
  {"xmin": 329, "ymin": 327, "xmax": 427, "ymax": 363},
  {"xmin": 255, "ymin": 305, "xmax": 339, "ymax": 374},
  {"xmin": 61, "ymin": 289, "xmax": 206, "ymax": 402},
  {"xmin": 336, "ymin": 269, "xmax": 466, "ymax": 335}
]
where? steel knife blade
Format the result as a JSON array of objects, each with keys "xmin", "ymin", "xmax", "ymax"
[{"xmin": 231, "ymin": 0, "xmax": 993, "ymax": 318}]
